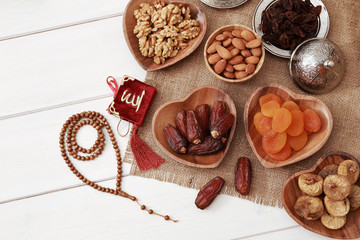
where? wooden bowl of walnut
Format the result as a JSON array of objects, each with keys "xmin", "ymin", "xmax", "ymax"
[
  {"xmin": 204, "ymin": 25, "xmax": 265, "ymax": 83},
  {"xmin": 123, "ymin": 0, "xmax": 207, "ymax": 71}
]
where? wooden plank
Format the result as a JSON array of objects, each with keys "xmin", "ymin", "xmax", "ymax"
[
  {"xmin": 0, "ymin": 16, "xmax": 146, "ymax": 118},
  {"xmin": 242, "ymin": 225, "xmax": 331, "ymax": 240},
  {"xmin": 0, "ymin": 177, "xmax": 304, "ymax": 240},
  {"xmin": 0, "ymin": 0, "xmax": 130, "ymax": 38},
  {"xmin": 0, "ymin": 97, "xmax": 133, "ymax": 202}
]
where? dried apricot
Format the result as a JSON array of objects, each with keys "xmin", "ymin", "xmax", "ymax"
[
  {"xmin": 272, "ymin": 108, "xmax": 292, "ymax": 133},
  {"xmin": 262, "ymin": 130, "xmax": 287, "ymax": 154},
  {"xmin": 304, "ymin": 109, "xmax": 321, "ymax": 133},
  {"xmin": 254, "ymin": 112, "xmax": 272, "ymax": 136},
  {"xmin": 259, "ymin": 93, "xmax": 283, "ymax": 106},
  {"xmin": 299, "ymin": 105, "xmax": 309, "ymax": 112},
  {"xmin": 286, "ymin": 110, "xmax": 304, "ymax": 136},
  {"xmin": 268, "ymin": 143, "xmax": 292, "ymax": 161},
  {"xmin": 282, "ymin": 101, "xmax": 300, "ymax": 111},
  {"xmin": 287, "ymin": 131, "xmax": 308, "ymax": 151},
  {"xmin": 261, "ymin": 100, "xmax": 280, "ymax": 117}
]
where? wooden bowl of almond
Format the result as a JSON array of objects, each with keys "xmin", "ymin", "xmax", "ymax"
[{"xmin": 204, "ymin": 25, "xmax": 265, "ymax": 83}]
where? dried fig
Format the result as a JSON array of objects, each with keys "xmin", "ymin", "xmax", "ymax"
[
  {"xmin": 294, "ymin": 195, "xmax": 324, "ymax": 220},
  {"xmin": 348, "ymin": 185, "xmax": 360, "ymax": 211},
  {"xmin": 324, "ymin": 196, "xmax": 350, "ymax": 217},
  {"xmin": 323, "ymin": 175, "xmax": 351, "ymax": 200},
  {"xmin": 321, "ymin": 211, "xmax": 346, "ymax": 230},
  {"xmin": 298, "ymin": 173, "xmax": 323, "ymax": 196},
  {"xmin": 318, "ymin": 164, "xmax": 338, "ymax": 179},
  {"xmin": 338, "ymin": 160, "xmax": 360, "ymax": 184}
]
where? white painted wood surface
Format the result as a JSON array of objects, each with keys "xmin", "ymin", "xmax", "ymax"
[{"xmin": 0, "ymin": 1, "xmax": 343, "ymax": 239}]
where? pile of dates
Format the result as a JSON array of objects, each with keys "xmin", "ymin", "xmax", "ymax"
[
  {"xmin": 260, "ymin": 0, "xmax": 322, "ymax": 51},
  {"xmin": 164, "ymin": 101, "xmax": 234, "ymax": 155}
]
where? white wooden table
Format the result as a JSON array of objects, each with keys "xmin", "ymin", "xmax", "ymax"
[{"xmin": 0, "ymin": 1, "xmax": 336, "ymax": 239}]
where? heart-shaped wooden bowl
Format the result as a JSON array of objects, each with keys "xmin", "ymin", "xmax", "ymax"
[
  {"xmin": 282, "ymin": 151, "xmax": 360, "ymax": 239},
  {"xmin": 244, "ymin": 83, "xmax": 333, "ymax": 168},
  {"xmin": 204, "ymin": 24, "xmax": 265, "ymax": 83},
  {"xmin": 123, "ymin": 0, "xmax": 207, "ymax": 71},
  {"xmin": 152, "ymin": 85, "xmax": 236, "ymax": 168}
]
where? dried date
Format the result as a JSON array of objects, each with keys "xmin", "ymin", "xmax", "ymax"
[
  {"xmin": 235, "ymin": 157, "xmax": 252, "ymax": 195},
  {"xmin": 163, "ymin": 124, "xmax": 187, "ymax": 154},
  {"xmin": 209, "ymin": 101, "xmax": 227, "ymax": 127},
  {"xmin": 188, "ymin": 136, "xmax": 225, "ymax": 155},
  {"xmin": 175, "ymin": 109, "xmax": 187, "ymax": 139},
  {"xmin": 195, "ymin": 104, "xmax": 210, "ymax": 135},
  {"xmin": 195, "ymin": 177, "xmax": 225, "ymax": 210},
  {"xmin": 186, "ymin": 110, "xmax": 204, "ymax": 144},
  {"xmin": 210, "ymin": 113, "xmax": 234, "ymax": 139}
]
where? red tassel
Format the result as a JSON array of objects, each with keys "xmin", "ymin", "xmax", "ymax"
[{"xmin": 130, "ymin": 125, "xmax": 165, "ymax": 171}]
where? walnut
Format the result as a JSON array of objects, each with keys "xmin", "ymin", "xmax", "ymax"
[
  {"xmin": 178, "ymin": 19, "xmax": 200, "ymax": 39},
  {"xmin": 133, "ymin": 2, "xmax": 200, "ymax": 64}
]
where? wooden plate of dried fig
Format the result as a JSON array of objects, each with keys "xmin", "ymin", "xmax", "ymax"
[
  {"xmin": 282, "ymin": 151, "xmax": 360, "ymax": 239},
  {"xmin": 123, "ymin": 0, "xmax": 207, "ymax": 71},
  {"xmin": 152, "ymin": 85, "xmax": 236, "ymax": 168},
  {"xmin": 244, "ymin": 83, "xmax": 333, "ymax": 168}
]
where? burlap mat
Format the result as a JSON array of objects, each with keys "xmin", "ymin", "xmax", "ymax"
[{"xmin": 124, "ymin": 0, "xmax": 360, "ymax": 207}]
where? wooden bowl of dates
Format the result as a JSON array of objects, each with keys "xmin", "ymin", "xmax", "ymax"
[
  {"xmin": 244, "ymin": 83, "xmax": 333, "ymax": 168},
  {"xmin": 123, "ymin": 0, "xmax": 207, "ymax": 71},
  {"xmin": 282, "ymin": 151, "xmax": 360, "ymax": 239},
  {"xmin": 152, "ymin": 85, "xmax": 236, "ymax": 168},
  {"xmin": 204, "ymin": 24, "xmax": 265, "ymax": 83}
]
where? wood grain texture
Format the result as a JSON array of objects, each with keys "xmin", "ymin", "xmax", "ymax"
[
  {"xmin": 204, "ymin": 25, "xmax": 265, "ymax": 83},
  {"xmin": 122, "ymin": 0, "xmax": 207, "ymax": 71},
  {"xmin": 152, "ymin": 85, "xmax": 236, "ymax": 168},
  {"xmin": 0, "ymin": 17, "xmax": 146, "ymax": 117},
  {"xmin": 282, "ymin": 151, "xmax": 360, "ymax": 239},
  {"xmin": 0, "ymin": 177, "xmax": 301, "ymax": 240},
  {"xmin": 244, "ymin": 83, "xmax": 333, "ymax": 168},
  {"xmin": 0, "ymin": 0, "xmax": 129, "ymax": 38}
]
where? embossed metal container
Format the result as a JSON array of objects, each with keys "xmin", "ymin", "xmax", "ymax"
[
  {"xmin": 200, "ymin": 0, "xmax": 247, "ymax": 8},
  {"xmin": 290, "ymin": 38, "xmax": 345, "ymax": 94}
]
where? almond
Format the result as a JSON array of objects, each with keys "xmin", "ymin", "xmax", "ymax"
[
  {"xmin": 241, "ymin": 30, "xmax": 256, "ymax": 41},
  {"xmin": 232, "ymin": 38, "xmax": 245, "ymax": 50},
  {"xmin": 227, "ymin": 45, "xmax": 235, "ymax": 51},
  {"xmin": 228, "ymin": 55, "xmax": 244, "ymax": 65},
  {"xmin": 223, "ymin": 38, "xmax": 232, "ymax": 47},
  {"xmin": 223, "ymin": 31, "xmax": 234, "ymax": 39},
  {"xmin": 223, "ymin": 71, "xmax": 235, "ymax": 79},
  {"xmin": 208, "ymin": 53, "xmax": 221, "ymax": 65},
  {"xmin": 245, "ymin": 56, "xmax": 260, "ymax": 64},
  {"xmin": 250, "ymin": 47, "xmax": 262, "ymax": 57},
  {"xmin": 235, "ymin": 71, "xmax": 248, "ymax": 79},
  {"xmin": 233, "ymin": 63, "xmax": 246, "ymax": 71},
  {"xmin": 225, "ymin": 63, "xmax": 234, "ymax": 72},
  {"xmin": 246, "ymin": 39, "xmax": 262, "ymax": 48},
  {"xmin": 241, "ymin": 50, "xmax": 251, "ymax": 58},
  {"xmin": 215, "ymin": 34, "xmax": 228, "ymax": 41},
  {"xmin": 207, "ymin": 41, "xmax": 221, "ymax": 54},
  {"xmin": 245, "ymin": 64, "xmax": 256, "ymax": 74},
  {"xmin": 216, "ymin": 45, "xmax": 232, "ymax": 60},
  {"xmin": 230, "ymin": 48, "xmax": 240, "ymax": 56},
  {"xmin": 241, "ymin": 39, "xmax": 248, "ymax": 46},
  {"xmin": 214, "ymin": 59, "xmax": 227, "ymax": 74},
  {"xmin": 231, "ymin": 29, "xmax": 242, "ymax": 38}
]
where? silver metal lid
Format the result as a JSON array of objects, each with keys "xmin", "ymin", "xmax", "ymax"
[
  {"xmin": 200, "ymin": 0, "xmax": 248, "ymax": 9},
  {"xmin": 290, "ymin": 38, "xmax": 345, "ymax": 94}
]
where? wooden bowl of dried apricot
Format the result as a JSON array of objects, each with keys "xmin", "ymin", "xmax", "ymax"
[
  {"xmin": 204, "ymin": 24, "xmax": 265, "ymax": 83},
  {"xmin": 244, "ymin": 83, "xmax": 333, "ymax": 168}
]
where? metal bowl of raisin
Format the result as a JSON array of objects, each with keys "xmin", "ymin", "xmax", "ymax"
[{"xmin": 252, "ymin": 0, "xmax": 330, "ymax": 58}]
